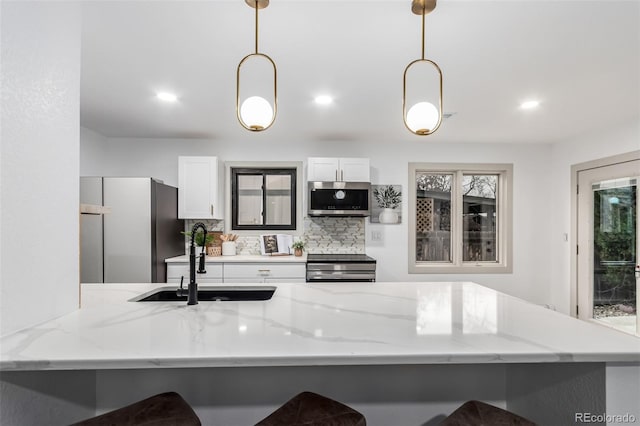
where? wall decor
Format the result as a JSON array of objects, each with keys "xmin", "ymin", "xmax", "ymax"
[{"xmin": 371, "ymin": 184, "xmax": 402, "ymax": 224}]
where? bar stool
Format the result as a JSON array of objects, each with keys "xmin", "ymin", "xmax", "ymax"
[
  {"xmin": 440, "ymin": 400, "xmax": 537, "ymax": 426},
  {"xmin": 71, "ymin": 391, "xmax": 201, "ymax": 426},
  {"xmin": 254, "ymin": 391, "xmax": 366, "ymax": 426}
]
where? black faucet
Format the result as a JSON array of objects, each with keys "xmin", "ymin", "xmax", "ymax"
[{"xmin": 188, "ymin": 222, "xmax": 208, "ymax": 305}]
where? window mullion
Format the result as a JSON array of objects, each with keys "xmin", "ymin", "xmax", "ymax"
[
  {"xmin": 261, "ymin": 173, "xmax": 267, "ymax": 225},
  {"xmin": 496, "ymin": 171, "xmax": 504, "ymax": 263},
  {"xmin": 452, "ymin": 171, "xmax": 463, "ymax": 266}
]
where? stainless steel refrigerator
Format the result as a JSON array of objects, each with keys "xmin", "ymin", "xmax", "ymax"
[{"xmin": 80, "ymin": 177, "xmax": 184, "ymax": 283}]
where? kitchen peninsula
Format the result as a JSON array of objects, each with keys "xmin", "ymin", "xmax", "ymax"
[{"xmin": 1, "ymin": 281, "xmax": 639, "ymax": 425}]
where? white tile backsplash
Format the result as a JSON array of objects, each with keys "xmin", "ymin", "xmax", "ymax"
[
  {"xmin": 303, "ymin": 217, "xmax": 365, "ymax": 254},
  {"xmin": 184, "ymin": 217, "xmax": 365, "ymax": 255}
]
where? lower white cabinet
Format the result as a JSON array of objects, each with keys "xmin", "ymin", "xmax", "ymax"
[
  {"xmin": 166, "ymin": 262, "xmax": 305, "ymax": 283},
  {"xmin": 224, "ymin": 263, "xmax": 305, "ymax": 282},
  {"xmin": 167, "ymin": 263, "xmax": 223, "ymax": 284}
]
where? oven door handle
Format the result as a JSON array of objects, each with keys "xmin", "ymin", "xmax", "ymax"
[
  {"xmin": 306, "ymin": 272, "xmax": 376, "ymax": 280},
  {"xmin": 306, "ymin": 263, "xmax": 376, "ymax": 271}
]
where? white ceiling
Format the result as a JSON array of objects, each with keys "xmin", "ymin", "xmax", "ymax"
[{"xmin": 80, "ymin": 0, "xmax": 640, "ymax": 144}]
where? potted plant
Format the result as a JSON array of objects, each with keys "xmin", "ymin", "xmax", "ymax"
[
  {"xmin": 181, "ymin": 231, "xmax": 214, "ymax": 248},
  {"xmin": 373, "ymin": 185, "xmax": 401, "ymax": 224},
  {"xmin": 291, "ymin": 240, "xmax": 305, "ymax": 257}
]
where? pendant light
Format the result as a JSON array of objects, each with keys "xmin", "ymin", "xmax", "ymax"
[
  {"xmin": 403, "ymin": 0, "xmax": 443, "ymax": 136},
  {"xmin": 237, "ymin": 0, "xmax": 277, "ymax": 131}
]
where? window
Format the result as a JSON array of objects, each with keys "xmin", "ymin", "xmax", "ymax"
[
  {"xmin": 408, "ymin": 163, "xmax": 513, "ymax": 273},
  {"xmin": 231, "ymin": 167, "xmax": 297, "ymax": 231}
]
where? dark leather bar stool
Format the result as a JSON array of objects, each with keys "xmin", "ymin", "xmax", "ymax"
[
  {"xmin": 440, "ymin": 400, "xmax": 537, "ymax": 426},
  {"xmin": 255, "ymin": 391, "xmax": 366, "ymax": 426},
  {"xmin": 71, "ymin": 391, "xmax": 201, "ymax": 426}
]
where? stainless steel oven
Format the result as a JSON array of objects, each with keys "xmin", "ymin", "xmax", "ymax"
[{"xmin": 306, "ymin": 254, "xmax": 376, "ymax": 282}]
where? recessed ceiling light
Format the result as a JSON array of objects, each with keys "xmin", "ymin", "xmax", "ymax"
[
  {"xmin": 156, "ymin": 92, "xmax": 178, "ymax": 102},
  {"xmin": 314, "ymin": 95, "xmax": 333, "ymax": 105},
  {"xmin": 520, "ymin": 100, "xmax": 540, "ymax": 110}
]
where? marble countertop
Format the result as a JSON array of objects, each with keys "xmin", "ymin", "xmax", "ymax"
[
  {"xmin": 165, "ymin": 254, "xmax": 307, "ymax": 263},
  {"xmin": 1, "ymin": 282, "xmax": 638, "ymax": 371}
]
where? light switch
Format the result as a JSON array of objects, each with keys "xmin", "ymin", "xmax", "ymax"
[{"xmin": 371, "ymin": 230, "xmax": 383, "ymax": 242}]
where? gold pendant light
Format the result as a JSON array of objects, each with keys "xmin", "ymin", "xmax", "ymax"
[
  {"xmin": 236, "ymin": 0, "xmax": 277, "ymax": 132},
  {"xmin": 403, "ymin": 0, "xmax": 443, "ymax": 136}
]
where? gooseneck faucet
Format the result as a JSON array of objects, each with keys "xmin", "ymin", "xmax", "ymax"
[{"xmin": 188, "ymin": 222, "xmax": 208, "ymax": 305}]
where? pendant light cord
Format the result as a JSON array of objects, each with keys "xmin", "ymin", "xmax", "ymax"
[
  {"xmin": 421, "ymin": 5, "xmax": 426, "ymax": 60},
  {"xmin": 255, "ymin": 0, "xmax": 259, "ymax": 54}
]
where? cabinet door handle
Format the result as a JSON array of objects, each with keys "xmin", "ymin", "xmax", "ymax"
[
  {"xmin": 210, "ymin": 204, "xmax": 214, "ymax": 216},
  {"xmin": 341, "ymin": 170, "xmax": 344, "ymax": 181},
  {"xmin": 258, "ymin": 269, "xmax": 271, "ymax": 275},
  {"xmin": 335, "ymin": 169, "xmax": 338, "ymax": 181}
]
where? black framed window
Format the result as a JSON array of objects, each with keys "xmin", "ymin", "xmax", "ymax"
[{"xmin": 231, "ymin": 168, "xmax": 296, "ymax": 231}]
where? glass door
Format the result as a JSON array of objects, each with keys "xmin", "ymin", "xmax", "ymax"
[{"xmin": 577, "ymin": 160, "xmax": 639, "ymax": 335}]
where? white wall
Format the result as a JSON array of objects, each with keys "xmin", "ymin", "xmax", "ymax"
[
  {"xmin": 81, "ymin": 131, "xmax": 554, "ymax": 304},
  {"xmin": 1, "ymin": 2, "xmax": 81, "ymax": 336},
  {"xmin": 80, "ymin": 127, "xmax": 109, "ymax": 177},
  {"xmin": 548, "ymin": 118, "xmax": 640, "ymax": 314}
]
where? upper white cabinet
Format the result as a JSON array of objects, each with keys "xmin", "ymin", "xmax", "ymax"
[
  {"xmin": 178, "ymin": 156, "xmax": 223, "ymax": 219},
  {"xmin": 339, "ymin": 158, "xmax": 370, "ymax": 181},
  {"xmin": 307, "ymin": 157, "xmax": 370, "ymax": 182}
]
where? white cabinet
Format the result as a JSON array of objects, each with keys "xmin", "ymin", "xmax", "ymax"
[
  {"xmin": 307, "ymin": 157, "xmax": 370, "ymax": 182},
  {"xmin": 307, "ymin": 157, "xmax": 340, "ymax": 181},
  {"xmin": 178, "ymin": 156, "xmax": 223, "ymax": 219},
  {"xmin": 339, "ymin": 158, "xmax": 370, "ymax": 182},
  {"xmin": 167, "ymin": 263, "xmax": 223, "ymax": 284},
  {"xmin": 223, "ymin": 263, "xmax": 306, "ymax": 283},
  {"xmin": 166, "ymin": 261, "xmax": 305, "ymax": 283}
]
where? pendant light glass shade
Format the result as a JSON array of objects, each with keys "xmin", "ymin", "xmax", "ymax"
[
  {"xmin": 236, "ymin": 0, "xmax": 277, "ymax": 132},
  {"xmin": 406, "ymin": 101, "xmax": 439, "ymax": 135},
  {"xmin": 240, "ymin": 95, "xmax": 274, "ymax": 131},
  {"xmin": 403, "ymin": 0, "xmax": 443, "ymax": 136}
]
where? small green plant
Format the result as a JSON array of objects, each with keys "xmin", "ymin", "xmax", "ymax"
[
  {"xmin": 181, "ymin": 231, "xmax": 214, "ymax": 247},
  {"xmin": 291, "ymin": 240, "xmax": 305, "ymax": 250},
  {"xmin": 374, "ymin": 185, "xmax": 401, "ymax": 209}
]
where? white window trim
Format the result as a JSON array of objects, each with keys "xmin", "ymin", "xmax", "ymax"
[{"xmin": 408, "ymin": 163, "xmax": 513, "ymax": 274}]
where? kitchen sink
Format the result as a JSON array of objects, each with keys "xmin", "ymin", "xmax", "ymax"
[{"xmin": 130, "ymin": 286, "xmax": 276, "ymax": 302}]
